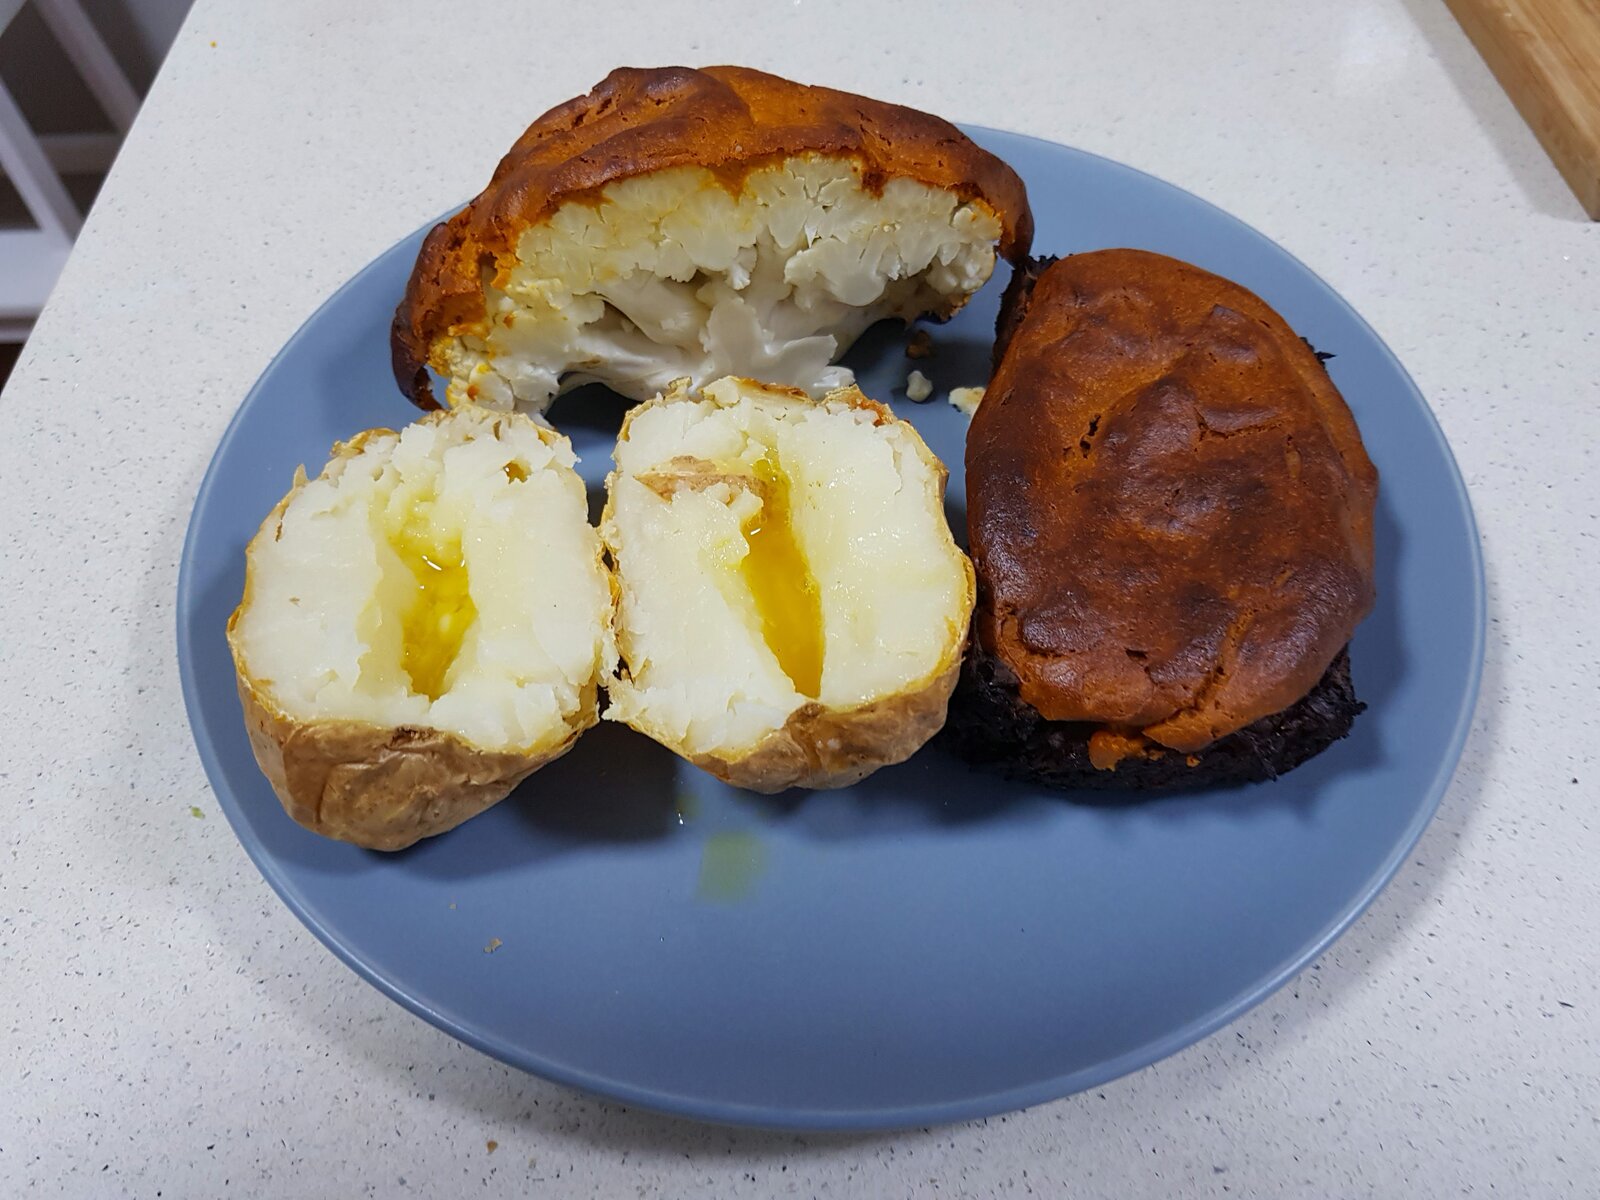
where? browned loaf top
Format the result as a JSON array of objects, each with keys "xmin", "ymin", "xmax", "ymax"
[
  {"xmin": 967, "ymin": 249, "xmax": 1378, "ymax": 752},
  {"xmin": 393, "ymin": 65, "xmax": 1034, "ymax": 407}
]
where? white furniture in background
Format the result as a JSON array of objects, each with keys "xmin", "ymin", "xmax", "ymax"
[{"xmin": 0, "ymin": 0, "xmax": 139, "ymax": 341}]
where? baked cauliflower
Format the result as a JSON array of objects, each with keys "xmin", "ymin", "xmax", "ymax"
[{"xmin": 393, "ymin": 66, "xmax": 1032, "ymax": 415}]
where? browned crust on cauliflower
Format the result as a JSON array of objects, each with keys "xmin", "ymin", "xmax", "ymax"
[{"xmin": 392, "ymin": 65, "xmax": 1034, "ymax": 408}]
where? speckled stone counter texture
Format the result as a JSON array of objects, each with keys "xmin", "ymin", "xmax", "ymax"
[{"xmin": 2, "ymin": 1, "xmax": 1595, "ymax": 1196}]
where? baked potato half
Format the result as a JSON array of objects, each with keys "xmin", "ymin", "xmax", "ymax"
[
  {"xmin": 601, "ymin": 376, "xmax": 974, "ymax": 791},
  {"xmin": 227, "ymin": 406, "xmax": 613, "ymax": 850}
]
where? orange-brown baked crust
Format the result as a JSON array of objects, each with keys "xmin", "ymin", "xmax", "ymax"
[
  {"xmin": 391, "ymin": 65, "xmax": 1034, "ymax": 407},
  {"xmin": 967, "ymin": 249, "xmax": 1378, "ymax": 752}
]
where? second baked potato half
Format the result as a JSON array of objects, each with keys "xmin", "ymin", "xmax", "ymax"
[{"xmin": 601, "ymin": 376, "xmax": 974, "ymax": 792}]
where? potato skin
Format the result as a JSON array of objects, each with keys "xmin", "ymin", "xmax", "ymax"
[
  {"xmin": 687, "ymin": 643, "xmax": 967, "ymax": 793},
  {"xmin": 229, "ymin": 652, "xmax": 588, "ymax": 851},
  {"xmin": 226, "ymin": 413, "xmax": 605, "ymax": 851}
]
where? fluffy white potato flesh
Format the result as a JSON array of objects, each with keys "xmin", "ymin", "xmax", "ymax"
[
  {"xmin": 440, "ymin": 155, "xmax": 1004, "ymax": 414},
  {"xmin": 602, "ymin": 376, "xmax": 974, "ymax": 786},
  {"xmin": 231, "ymin": 407, "xmax": 611, "ymax": 756}
]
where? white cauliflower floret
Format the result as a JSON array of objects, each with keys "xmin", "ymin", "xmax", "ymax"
[
  {"xmin": 949, "ymin": 386, "xmax": 986, "ymax": 417},
  {"xmin": 440, "ymin": 155, "xmax": 1004, "ymax": 414}
]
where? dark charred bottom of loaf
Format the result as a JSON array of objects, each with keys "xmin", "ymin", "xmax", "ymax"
[{"xmin": 939, "ymin": 645, "xmax": 1364, "ymax": 797}]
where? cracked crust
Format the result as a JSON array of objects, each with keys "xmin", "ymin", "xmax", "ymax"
[
  {"xmin": 966, "ymin": 250, "xmax": 1378, "ymax": 753},
  {"xmin": 391, "ymin": 65, "xmax": 1034, "ymax": 408}
]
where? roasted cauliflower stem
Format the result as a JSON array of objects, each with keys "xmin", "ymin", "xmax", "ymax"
[
  {"xmin": 393, "ymin": 65, "xmax": 1032, "ymax": 414},
  {"xmin": 601, "ymin": 376, "xmax": 975, "ymax": 792},
  {"xmin": 228, "ymin": 407, "xmax": 614, "ymax": 850}
]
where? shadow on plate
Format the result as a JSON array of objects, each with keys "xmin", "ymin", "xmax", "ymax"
[
  {"xmin": 841, "ymin": 311, "xmax": 996, "ymax": 391},
  {"xmin": 733, "ymin": 740, "xmax": 1052, "ymax": 840},
  {"xmin": 387, "ymin": 721, "xmax": 684, "ymax": 880},
  {"xmin": 506, "ymin": 719, "xmax": 681, "ymax": 842}
]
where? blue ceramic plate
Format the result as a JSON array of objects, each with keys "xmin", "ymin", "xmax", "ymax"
[{"xmin": 178, "ymin": 127, "xmax": 1483, "ymax": 1130}]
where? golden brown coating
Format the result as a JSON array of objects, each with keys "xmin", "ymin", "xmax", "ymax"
[
  {"xmin": 392, "ymin": 65, "xmax": 1033, "ymax": 406},
  {"xmin": 967, "ymin": 249, "xmax": 1378, "ymax": 753}
]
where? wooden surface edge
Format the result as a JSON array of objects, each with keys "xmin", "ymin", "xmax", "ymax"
[{"xmin": 1443, "ymin": 0, "xmax": 1600, "ymax": 219}]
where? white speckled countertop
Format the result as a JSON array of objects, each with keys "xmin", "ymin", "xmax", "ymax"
[{"xmin": 3, "ymin": 0, "xmax": 1596, "ymax": 1194}]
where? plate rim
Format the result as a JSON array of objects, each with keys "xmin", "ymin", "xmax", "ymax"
[{"xmin": 176, "ymin": 123, "xmax": 1487, "ymax": 1131}]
